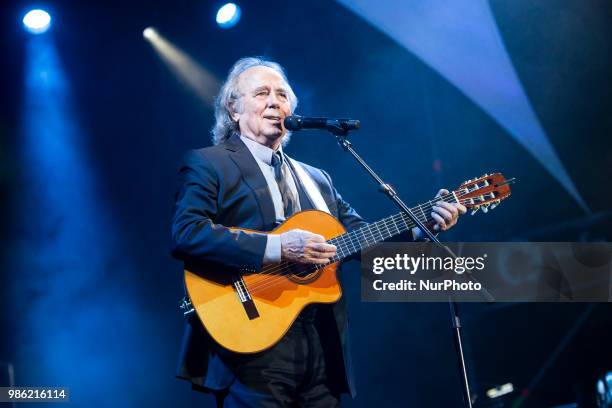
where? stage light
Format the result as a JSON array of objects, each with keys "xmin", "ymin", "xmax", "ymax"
[
  {"xmin": 216, "ymin": 3, "xmax": 241, "ymax": 28},
  {"xmin": 22, "ymin": 9, "xmax": 51, "ymax": 34},
  {"xmin": 486, "ymin": 382, "xmax": 514, "ymax": 399},
  {"xmin": 143, "ymin": 27, "xmax": 157, "ymax": 40}
]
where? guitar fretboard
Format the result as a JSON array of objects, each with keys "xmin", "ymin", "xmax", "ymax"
[{"xmin": 327, "ymin": 193, "xmax": 457, "ymax": 261}]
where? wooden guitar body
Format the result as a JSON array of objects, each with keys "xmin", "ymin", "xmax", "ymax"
[{"xmin": 184, "ymin": 210, "xmax": 346, "ymax": 354}]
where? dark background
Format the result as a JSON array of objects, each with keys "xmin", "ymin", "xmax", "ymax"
[{"xmin": 1, "ymin": 0, "xmax": 611, "ymax": 406}]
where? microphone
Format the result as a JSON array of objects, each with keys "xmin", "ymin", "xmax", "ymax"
[{"xmin": 283, "ymin": 115, "xmax": 360, "ymax": 132}]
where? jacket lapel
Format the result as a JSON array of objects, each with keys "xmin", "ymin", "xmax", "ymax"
[
  {"xmin": 290, "ymin": 159, "xmax": 337, "ymax": 217},
  {"xmin": 285, "ymin": 157, "xmax": 315, "ymax": 211},
  {"xmin": 225, "ymin": 135, "xmax": 277, "ymax": 230}
]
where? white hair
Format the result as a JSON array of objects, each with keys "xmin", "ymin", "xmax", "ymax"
[{"xmin": 212, "ymin": 57, "xmax": 298, "ymax": 145}]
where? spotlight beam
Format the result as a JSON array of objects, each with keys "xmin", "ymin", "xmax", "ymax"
[
  {"xmin": 336, "ymin": 0, "xmax": 589, "ymax": 212},
  {"xmin": 143, "ymin": 28, "xmax": 220, "ymax": 109}
]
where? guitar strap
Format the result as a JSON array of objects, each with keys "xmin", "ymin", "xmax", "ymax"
[{"xmin": 286, "ymin": 157, "xmax": 332, "ymax": 215}]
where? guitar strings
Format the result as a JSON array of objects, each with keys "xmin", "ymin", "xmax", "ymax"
[
  {"xmin": 243, "ymin": 187, "xmax": 490, "ymax": 294},
  {"xmin": 244, "ymin": 188, "xmax": 488, "ymax": 294},
  {"xmin": 244, "ymin": 210, "xmax": 472, "ymax": 295},
  {"xmin": 244, "ymin": 195, "xmax": 478, "ymax": 296},
  {"xmin": 250, "ymin": 191, "xmax": 457, "ymax": 280},
  {"xmin": 244, "ymin": 192, "xmax": 475, "ymax": 294}
]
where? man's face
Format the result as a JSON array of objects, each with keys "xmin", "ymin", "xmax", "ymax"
[{"xmin": 232, "ymin": 66, "xmax": 292, "ymax": 146}]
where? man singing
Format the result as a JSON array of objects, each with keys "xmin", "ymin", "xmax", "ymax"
[{"xmin": 171, "ymin": 56, "xmax": 466, "ymax": 407}]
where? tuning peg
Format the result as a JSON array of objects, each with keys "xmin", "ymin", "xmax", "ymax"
[
  {"xmin": 471, "ymin": 206, "xmax": 479, "ymax": 215},
  {"xmin": 481, "ymin": 204, "xmax": 489, "ymax": 213},
  {"xmin": 490, "ymin": 201, "xmax": 499, "ymax": 210}
]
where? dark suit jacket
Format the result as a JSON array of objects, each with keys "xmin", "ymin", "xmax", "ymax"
[{"xmin": 171, "ymin": 135, "xmax": 368, "ymax": 397}]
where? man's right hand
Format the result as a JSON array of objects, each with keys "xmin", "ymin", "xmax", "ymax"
[{"xmin": 279, "ymin": 229, "xmax": 337, "ymax": 264}]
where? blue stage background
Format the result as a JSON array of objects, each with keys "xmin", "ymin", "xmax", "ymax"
[{"xmin": 1, "ymin": 0, "xmax": 611, "ymax": 406}]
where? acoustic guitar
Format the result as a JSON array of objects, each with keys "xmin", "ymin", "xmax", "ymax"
[{"xmin": 184, "ymin": 173, "xmax": 513, "ymax": 353}]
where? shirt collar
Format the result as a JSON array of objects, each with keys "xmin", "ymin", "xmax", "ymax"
[{"xmin": 240, "ymin": 135, "xmax": 284, "ymax": 166}]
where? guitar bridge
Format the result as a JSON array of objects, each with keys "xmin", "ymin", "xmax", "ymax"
[{"xmin": 233, "ymin": 274, "xmax": 260, "ymax": 320}]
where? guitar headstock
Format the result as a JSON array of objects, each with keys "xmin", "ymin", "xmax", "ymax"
[{"xmin": 453, "ymin": 173, "xmax": 514, "ymax": 215}]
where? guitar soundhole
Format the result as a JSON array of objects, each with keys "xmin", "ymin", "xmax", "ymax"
[{"xmin": 286, "ymin": 263, "xmax": 323, "ymax": 284}]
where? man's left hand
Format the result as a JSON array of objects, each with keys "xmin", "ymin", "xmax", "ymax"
[
  {"xmin": 430, "ymin": 188, "xmax": 467, "ymax": 232},
  {"xmin": 412, "ymin": 188, "xmax": 467, "ymax": 239}
]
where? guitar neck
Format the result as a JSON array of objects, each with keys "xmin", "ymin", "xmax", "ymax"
[{"xmin": 328, "ymin": 194, "xmax": 457, "ymax": 262}]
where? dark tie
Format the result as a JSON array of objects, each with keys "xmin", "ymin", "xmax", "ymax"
[{"xmin": 271, "ymin": 151, "xmax": 297, "ymax": 218}]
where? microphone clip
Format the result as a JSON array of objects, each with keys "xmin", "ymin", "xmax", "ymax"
[{"xmin": 326, "ymin": 119, "xmax": 351, "ymax": 136}]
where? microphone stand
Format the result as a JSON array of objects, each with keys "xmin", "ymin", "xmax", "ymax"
[{"xmin": 326, "ymin": 121, "xmax": 479, "ymax": 408}]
